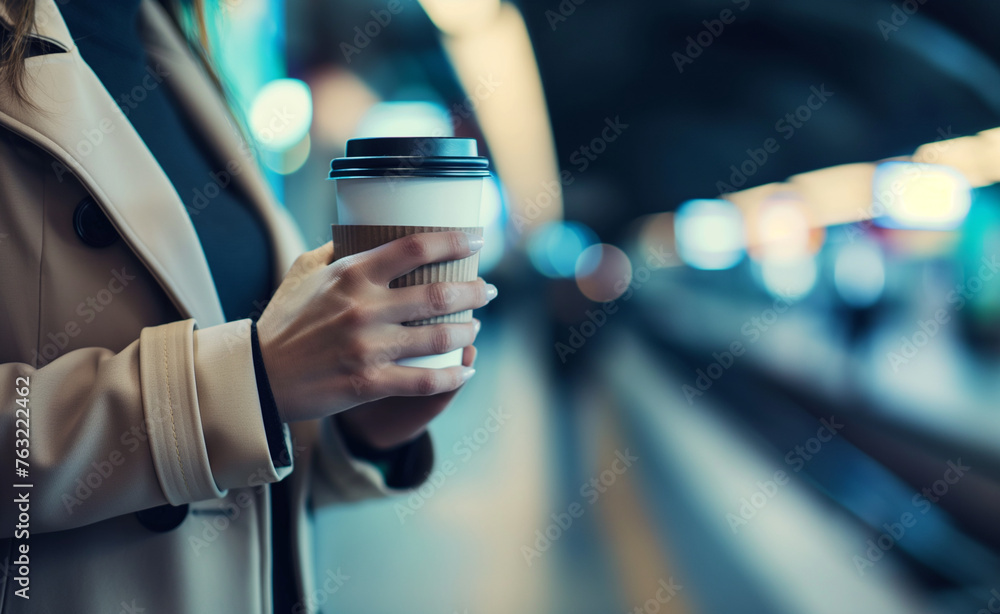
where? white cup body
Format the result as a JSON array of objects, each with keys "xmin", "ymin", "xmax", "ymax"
[
  {"xmin": 335, "ymin": 177, "xmax": 484, "ymax": 226},
  {"xmin": 334, "ymin": 176, "xmax": 485, "ymax": 369}
]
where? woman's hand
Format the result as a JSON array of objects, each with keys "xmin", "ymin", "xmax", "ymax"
[{"xmin": 256, "ymin": 231, "xmax": 496, "ymax": 423}]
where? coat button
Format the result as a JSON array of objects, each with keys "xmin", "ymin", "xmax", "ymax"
[
  {"xmin": 135, "ymin": 503, "xmax": 189, "ymax": 532},
  {"xmin": 73, "ymin": 196, "xmax": 119, "ymax": 248}
]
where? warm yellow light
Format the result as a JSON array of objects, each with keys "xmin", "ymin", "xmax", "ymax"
[
  {"xmin": 752, "ymin": 195, "xmax": 811, "ymax": 262},
  {"xmin": 912, "ymin": 136, "xmax": 988, "ymax": 187},
  {"xmin": 706, "ymin": 127, "xmax": 1000, "ymax": 237},
  {"xmin": 418, "ymin": 0, "xmax": 501, "ymax": 35},
  {"xmin": 874, "ymin": 162, "xmax": 971, "ymax": 229},
  {"xmin": 307, "ymin": 68, "xmax": 380, "ymax": 149},
  {"xmin": 788, "ymin": 164, "xmax": 875, "ymax": 227},
  {"xmin": 439, "ymin": 3, "xmax": 563, "ymax": 240}
]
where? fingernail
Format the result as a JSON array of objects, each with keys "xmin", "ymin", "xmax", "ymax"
[
  {"xmin": 461, "ymin": 367, "xmax": 476, "ymax": 381},
  {"xmin": 473, "ymin": 319, "xmax": 482, "ymax": 334},
  {"xmin": 485, "ymin": 284, "xmax": 498, "ymax": 301},
  {"xmin": 466, "ymin": 233, "xmax": 484, "ymax": 252}
]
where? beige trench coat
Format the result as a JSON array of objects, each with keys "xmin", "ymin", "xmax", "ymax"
[{"xmin": 0, "ymin": 1, "xmax": 432, "ymax": 611}]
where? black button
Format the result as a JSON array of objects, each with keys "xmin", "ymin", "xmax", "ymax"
[
  {"xmin": 135, "ymin": 503, "xmax": 189, "ymax": 532},
  {"xmin": 73, "ymin": 196, "xmax": 119, "ymax": 248}
]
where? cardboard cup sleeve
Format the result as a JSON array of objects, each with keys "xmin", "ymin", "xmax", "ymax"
[{"xmin": 331, "ymin": 225, "xmax": 484, "ymax": 326}]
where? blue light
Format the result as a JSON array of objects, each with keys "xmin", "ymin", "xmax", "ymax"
[
  {"xmin": 355, "ymin": 101, "xmax": 455, "ymax": 138},
  {"xmin": 527, "ymin": 221, "xmax": 599, "ymax": 278},
  {"xmin": 760, "ymin": 256, "xmax": 817, "ymax": 300},
  {"xmin": 477, "ymin": 176, "xmax": 506, "ymax": 274},
  {"xmin": 834, "ymin": 240, "xmax": 885, "ymax": 308}
]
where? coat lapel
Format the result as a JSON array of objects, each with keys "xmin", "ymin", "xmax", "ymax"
[{"xmin": 0, "ymin": 0, "xmax": 227, "ymax": 327}]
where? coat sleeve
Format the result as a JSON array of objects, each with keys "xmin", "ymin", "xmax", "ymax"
[
  {"xmin": 307, "ymin": 417, "xmax": 435, "ymax": 507},
  {"xmin": 0, "ymin": 317, "xmax": 291, "ymax": 535}
]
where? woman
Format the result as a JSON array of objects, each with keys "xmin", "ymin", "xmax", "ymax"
[{"xmin": 0, "ymin": 0, "xmax": 496, "ymax": 612}]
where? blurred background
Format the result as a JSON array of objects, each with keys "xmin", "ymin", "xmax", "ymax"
[{"xmin": 207, "ymin": 0, "xmax": 1000, "ymax": 612}]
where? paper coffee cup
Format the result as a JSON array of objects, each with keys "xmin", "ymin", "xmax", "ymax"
[{"xmin": 328, "ymin": 137, "xmax": 489, "ymax": 369}]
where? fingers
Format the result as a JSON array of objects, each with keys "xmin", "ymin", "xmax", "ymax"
[
  {"xmin": 381, "ymin": 279, "xmax": 497, "ymax": 322},
  {"xmin": 463, "ymin": 345, "xmax": 477, "ymax": 367},
  {"xmin": 362, "ymin": 231, "xmax": 484, "ymax": 285},
  {"xmin": 379, "ymin": 320, "xmax": 480, "ymax": 359},
  {"xmin": 373, "ymin": 364, "xmax": 476, "ymax": 398},
  {"xmin": 295, "ymin": 241, "xmax": 335, "ymax": 272}
]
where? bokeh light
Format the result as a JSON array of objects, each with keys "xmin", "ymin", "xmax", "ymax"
[
  {"xmin": 760, "ymin": 257, "xmax": 818, "ymax": 300},
  {"xmin": 249, "ymin": 78, "xmax": 313, "ymax": 152},
  {"xmin": 575, "ymin": 243, "xmax": 633, "ymax": 302},
  {"xmin": 477, "ymin": 176, "xmax": 506, "ymax": 274},
  {"xmin": 834, "ymin": 240, "xmax": 886, "ymax": 308},
  {"xmin": 754, "ymin": 195, "xmax": 812, "ymax": 262},
  {"xmin": 874, "ymin": 162, "xmax": 972, "ymax": 230},
  {"xmin": 674, "ymin": 199, "xmax": 746, "ymax": 270},
  {"xmin": 262, "ymin": 134, "xmax": 311, "ymax": 176},
  {"xmin": 636, "ymin": 212, "xmax": 678, "ymax": 269},
  {"xmin": 355, "ymin": 101, "xmax": 455, "ymax": 138},
  {"xmin": 307, "ymin": 68, "xmax": 379, "ymax": 148},
  {"xmin": 527, "ymin": 221, "xmax": 599, "ymax": 278}
]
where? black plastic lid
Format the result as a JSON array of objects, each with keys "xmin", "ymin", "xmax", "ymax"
[{"xmin": 329, "ymin": 137, "xmax": 490, "ymax": 179}]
